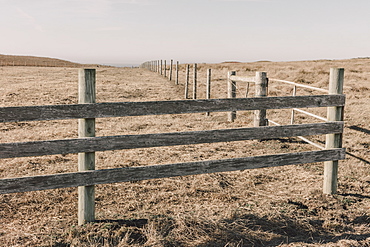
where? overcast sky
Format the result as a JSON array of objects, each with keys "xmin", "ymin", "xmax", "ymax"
[{"xmin": 1, "ymin": 0, "xmax": 369, "ymax": 65}]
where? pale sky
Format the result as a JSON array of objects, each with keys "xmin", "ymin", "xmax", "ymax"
[{"xmin": 1, "ymin": 0, "xmax": 369, "ymax": 65}]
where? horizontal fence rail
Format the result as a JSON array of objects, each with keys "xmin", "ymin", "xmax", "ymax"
[
  {"xmin": 268, "ymin": 119, "xmax": 326, "ymax": 150},
  {"xmin": 269, "ymin": 78, "xmax": 329, "ymax": 93},
  {"xmin": 0, "ymin": 95, "xmax": 345, "ymax": 123},
  {"xmin": 0, "ymin": 122, "xmax": 344, "ymax": 159},
  {"xmin": 292, "ymin": 108, "xmax": 328, "ymax": 122},
  {"xmin": 0, "ymin": 148, "xmax": 345, "ymax": 194},
  {"xmin": 229, "ymin": 75, "xmax": 256, "ymax": 82}
]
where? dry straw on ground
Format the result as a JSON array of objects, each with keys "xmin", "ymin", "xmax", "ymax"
[{"xmin": 0, "ymin": 56, "xmax": 369, "ymax": 246}]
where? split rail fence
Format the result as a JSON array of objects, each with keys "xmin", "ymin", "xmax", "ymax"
[{"xmin": 0, "ymin": 68, "xmax": 345, "ymax": 225}]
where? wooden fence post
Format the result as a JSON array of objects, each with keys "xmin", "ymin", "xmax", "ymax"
[
  {"xmin": 78, "ymin": 69, "xmax": 96, "ymax": 225},
  {"xmin": 169, "ymin": 59, "xmax": 173, "ymax": 81},
  {"xmin": 254, "ymin": 72, "xmax": 268, "ymax": 127},
  {"xmin": 193, "ymin": 64, "xmax": 197, "ymax": 99},
  {"xmin": 176, "ymin": 61, "xmax": 179, "ymax": 85},
  {"xmin": 228, "ymin": 71, "xmax": 236, "ymax": 122},
  {"xmin": 323, "ymin": 68, "xmax": 344, "ymax": 194},
  {"xmin": 164, "ymin": 60, "xmax": 167, "ymax": 77},
  {"xmin": 206, "ymin": 69, "xmax": 211, "ymax": 116},
  {"xmin": 185, "ymin": 64, "xmax": 190, "ymax": 99},
  {"xmin": 160, "ymin": 60, "xmax": 163, "ymax": 75},
  {"xmin": 290, "ymin": 85, "xmax": 297, "ymax": 124}
]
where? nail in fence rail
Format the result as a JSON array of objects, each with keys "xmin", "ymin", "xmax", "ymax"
[{"xmin": 0, "ymin": 68, "xmax": 345, "ymax": 225}]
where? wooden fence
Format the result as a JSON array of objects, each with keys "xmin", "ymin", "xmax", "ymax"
[
  {"xmin": 141, "ymin": 59, "xmax": 180, "ymax": 85},
  {"xmin": 141, "ymin": 60, "xmax": 211, "ymax": 100},
  {"xmin": 227, "ymin": 68, "xmax": 345, "ymax": 195},
  {"xmin": 0, "ymin": 68, "xmax": 345, "ymax": 225},
  {"xmin": 140, "ymin": 63, "xmax": 346, "ymax": 195}
]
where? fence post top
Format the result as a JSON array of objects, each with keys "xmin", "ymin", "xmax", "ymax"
[
  {"xmin": 79, "ymin": 68, "xmax": 96, "ymax": 72},
  {"xmin": 256, "ymin": 71, "xmax": 267, "ymax": 76},
  {"xmin": 330, "ymin": 67, "xmax": 344, "ymax": 71},
  {"xmin": 255, "ymin": 72, "xmax": 268, "ymax": 85},
  {"xmin": 329, "ymin": 68, "xmax": 344, "ymax": 95}
]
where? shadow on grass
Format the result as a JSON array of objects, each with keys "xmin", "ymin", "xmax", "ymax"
[
  {"xmin": 340, "ymin": 193, "xmax": 370, "ymax": 200},
  {"xmin": 198, "ymin": 213, "xmax": 370, "ymax": 247},
  {"xmin": 94, "ymin": 218, "xmax": 148, "ymax": 228},
  {"xmin": 50, "ymin": 211, "xmax": 370, "ymax": 247},
  {"xmin": 346, "ymin": 151, "xmax": 370, "ymax": 165},
  {"xmin": 51, "ymin": 219, "xmax": 149, "ymax": 247},
  {"xmin": 260, "ymin": 138, "xmax": 308, "ymax": 144},
  {"xmin": 348, "ymin": 125, "xmax": 370, "ymax": 135}
]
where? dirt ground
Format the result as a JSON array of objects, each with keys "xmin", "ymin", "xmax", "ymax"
[{"xmin": 0, "ymin": 58, "xmax": 369, "ymax": 246}]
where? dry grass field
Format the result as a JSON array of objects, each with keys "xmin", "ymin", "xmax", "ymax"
[{"xmin": 0, "ymin": 57, "xmax": 369, "ymax": 246}]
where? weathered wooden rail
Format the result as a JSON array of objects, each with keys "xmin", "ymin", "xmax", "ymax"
[
  {"xmin": 227, "ymin": 68, "xmax": 345, "ymax": 195},
  {"xmin": 0, "ymin": 68, "xmax": 345, "ymax": 225}
]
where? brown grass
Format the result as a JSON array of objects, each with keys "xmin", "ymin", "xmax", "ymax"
[
  {"xmin": 0, "ymin": 58, "xmax": 370, "ymax": 246},
  {"xmin": 0, "ymin": 54, "xmax": 108, "ymax": 68}
]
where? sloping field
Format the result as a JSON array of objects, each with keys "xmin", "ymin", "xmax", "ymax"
[
  {"xmin": 0, "ymin": 58, "xmax": 369, "ymax": 246},
  {"xmin": 0, "ymin": 54, "xmax": 103, "ymax": 68}
]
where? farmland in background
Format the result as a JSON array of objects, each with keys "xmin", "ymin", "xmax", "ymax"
[{"xmin": 0, "ymin": 55, "xmax": 369, "ymax": 246}]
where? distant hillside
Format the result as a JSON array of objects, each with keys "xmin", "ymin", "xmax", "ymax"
[{"xmin": 0, "ymin": 54, "xmax": 105, "ymax": 68}]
